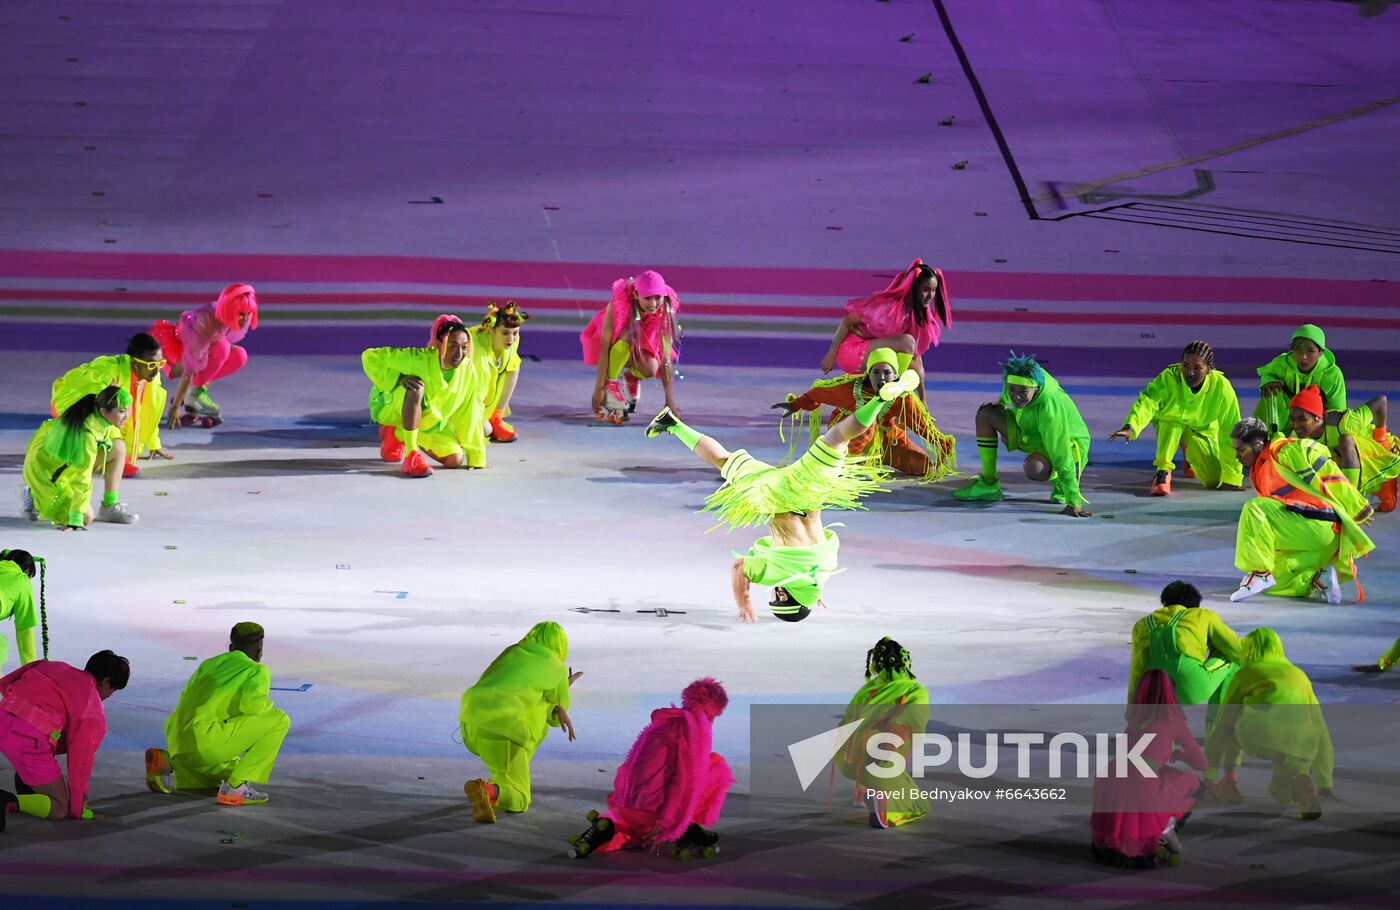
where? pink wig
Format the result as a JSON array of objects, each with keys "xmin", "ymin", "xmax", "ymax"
[
  {"xmin": 215, "ymin": 283, "xmax": 258, "ymax": 332},
  {"xmin": 427, "ymin": 314, "xmax": 470, "ymax": 360},
  {"xmin": 681, "ymin": 677, "xmax": 728, "ymax": 719}
]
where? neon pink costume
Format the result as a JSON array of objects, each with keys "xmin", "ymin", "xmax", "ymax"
[
  {"xmin": 595, "ymin": 677, "xmax": 733, "ymax": 852},
  {"xmin": 579, "ymin": 270, "xmax": 680, "ymax": 370},
  {"xmin": 835, "ymin": 260, "xmax": 951, "ymax": 374},
  {"xmin": 0, "ymin": 660, "xmax": 107, "ymax": 818},
  {"xmin": 150, "ymin": 284, "xmax": 259, "ymax": 386},
  {"xmin": 1090, "ymin": 670, "xmax": 1207, "ymax": 865}
]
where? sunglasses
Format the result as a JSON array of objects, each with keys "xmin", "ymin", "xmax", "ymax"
[{"xmin": 132, "ymin": 357, "xmax": 167, "ymax": 369}]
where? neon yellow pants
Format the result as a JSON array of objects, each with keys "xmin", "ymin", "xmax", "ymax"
[
  {"xmin": 169, "ymin": 709, "xmax": 291, "ymax": 789},
  {"xmin": 462, "ymin": 728, "xmax": 534, "ymax": 813},
  {"xmin": 1234, "ymin": 498, "xmax": 1337, "ymax": 597},
  {"xmin": 1153, "ymin": 421, "xmax": 1242, "ymax": 488}
]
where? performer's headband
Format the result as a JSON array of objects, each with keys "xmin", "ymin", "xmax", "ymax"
[{"xmin": 1005, "ymin": 375, "xmax": 1039, "ymax": 388}]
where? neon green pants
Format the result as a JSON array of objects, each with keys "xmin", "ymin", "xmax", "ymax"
[
  {"xmin": 1153, "ymin": 420, "xmax": 1243, "ymax": 488},
  {"xmin": 169, "ymin": 709, "xmax": 290, "ymax": 789},
  {"xmin": 1234, "ymin": 497, "xmax": 1337, "ymax": 597},
  {"xmin": 463, "ymin": 729, "xmax": 534, "ymax": 813}
]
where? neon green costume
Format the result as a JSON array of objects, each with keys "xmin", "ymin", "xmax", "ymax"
[
  {"xmin": 1318, "ymin": 404, "xmax": 1400, "ymax": 497},
  {"xmin": 362, "ymin": 345, "xmax": 487, "ymax": 467},
  {"xmin": 1122, "ymin": 365, "xmax": 1242, "ymax": 487},
  {"xmin": 1236, "ymin": 438, "xmax": 1375, "ymax": 597},
  {"xmin": 22, "ymin": 414, "xmax": 119, "ymax": 527},
  {"xmin": 468, "ymin": 324, "xmax": 521, "ymax": 419},
  {"xmin": 836, "ymin": 661, "xmax": 930, "ymax": 827},
  {"xmin": 164, "ymin": 649, "xmax": 289, "ymax": 789},
  {"xmin": 1205, "ymin": 653, "xmax": 1334, "ymax": 802},
  {"xmin": 739, "ymin": 528, "xmax": 841, "ymax": 616},
  {"xmin": 1378, "ymin": 637, "xmax": 1400, "ymax": 671},
  {"xmin": 707, "ymin": 439, "xmax": 887, "ymax": 532},
  {"xmin": 1254, "ymin": 324, "xmax": 1346, "ymax": 431},
  {"xmin": 459, "ymin": 622, "xmax": 571, "ymax": 813},
  {"xmin": 51, "ymin": 354, "xmax": 166, "ymax": 461},
  {"xmin": 983, "ymin": 367, "xmax": 1091, "ymax": 508},
  {"xmin": 0, "ymin": 562, "xmax": 39, "ymax": 669},
  {"xmin": 1128, "ymin": 605, "xmax": 1241, "ymax": 713}
]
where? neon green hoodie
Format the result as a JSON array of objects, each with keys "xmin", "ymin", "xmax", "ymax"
[
  {"xmin": 1256, "ymin": 324, "xmax": 1347, "ymax": 411},
  {"xmin": 999, "ymin": 368, "xmax": 1091, "ymax": 508}
]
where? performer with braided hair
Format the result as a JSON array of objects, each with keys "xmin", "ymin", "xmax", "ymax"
[
  {"xmin": 773, "ymin": 348, "xmax": 957, "ymax": 483},
  {"xmin": 820, "ymin": 260, "xmax": 950, "ymax": 399},
  {"xmin": 0, "ymin": 551, "xmax": 42, "ymax": 669},
  {"xmin": 644, "ymin": 371, "xmax": 917, "ymax": 623},
  {"xmin": 581, "ymin": 270, "xmax": 681, "ymax": 423},
  {"xmin": 361, "ymin": 315, "xmax": 486, "ymax": 477},
  {"xmin": 150, "ymin": 283, "xmax": 258, "ymax": 429},
  {"xmin": 470, "ymin": 302, "xmax": 530, "ymax": 443},
  {"xmin": 835, "ymin": 638, "xmax": 930, "ymax": 828},
  {"xmin": 568, "ymin": 678, "xmax": 733, "ymax": 860},
  {"xmin": 1287, "ymin": 387, "xmax": 1398, "ymax": 513},
  {"xmin": 1108, "ymin": 341, "xmax": 1243, "ymax": 495},
  {"xmin": 953, "ymin": 353, "xmax": 1092, "ymax": 517},
  {"xmin": 1228, "ymin": 418, "xmax": 1375, "ymax": 604},
  {"xmin": 20, "ymin": 386, "xmax": 138, "ymax": 528},
  {"xmin": 1254, "ymin": 324, "xmax": 1347, "ymax": 434},
  {"xmin": 50, "ymin": 332, "xmax": 171, "ymax": 478}
]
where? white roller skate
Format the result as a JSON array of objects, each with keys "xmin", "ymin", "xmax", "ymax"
[
  {"xmin": 621, "ymin": 373, "xmax": 641, "ymax": 414},
  {"xmin": 595, "ymin": 379, "xmax": 629, "ymax": 425},
  {"xmin": 187, "ymin": 385, "xmax": 221, "ymax": 417}
]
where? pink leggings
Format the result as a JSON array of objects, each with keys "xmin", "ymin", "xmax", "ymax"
[{"xmin": 191, "ymin": 340, "xmax": 248, "ymax": 386}]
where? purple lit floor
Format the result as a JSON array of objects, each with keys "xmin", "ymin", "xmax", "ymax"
[{"xmin": 1, "ymin": 0, "xmax": 1398, "ymax": 907}]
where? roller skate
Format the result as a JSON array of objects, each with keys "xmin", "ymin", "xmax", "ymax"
[
  {"xmin": 622, "ymin": 374, "xmax": 641, "ymax": 414},
  {"xmin": 567, "ymin": 809, "xmax": 615, "ymax": 857},
  {"xmin": 595, "ymin": 379, "xmax": 628, "ymax": 424},
  {"xmin": 1154, "ymin": 817, "xmax": 1182, "ymax": 866},
  {"xmin": 188, "ymin": 385, "xmax": 221, "ymax": 416},
  {"xmin": 179, "ymin": 407, "xmax": 221, "ymax": 428},
  {"xmin": 671, "ymin": 823, "xmax": 719, "ymax": 860}
]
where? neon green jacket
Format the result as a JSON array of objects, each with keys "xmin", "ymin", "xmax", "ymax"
[
  {"xmin": 1127, "ymin": 605, "xmax": 1243, "ymax": 704},
  {"xmin": 362, "ymin": 345, "xmax": 487, "ymax": 465},
  {"xmin": 1124, "ymin": 365, "xmax": 1242, "ymax": 481},
  {"xmin": 1256, "ymin": 349, "xmax": 1346, "ymax": 411},
  {"xmin": 1000, "ymin": 369, "xmax": 1091, "ymax": 507},
  {"xmin": 22, "ymin": 414, "xmax": 117, "ymax": 526},
  {"xmin": 51, "ymin": 355, "xmax": 165, "ymax": 459},
  {"xmin": 1319, "ymin": 404, "xmax": 1400, "ymax": 494},
  {"xmin": 164, "ymin": 650, "xmax": 277, "ymax": 751},
  {"xmin": 1205, "ymin": 658, "xmax": 1334, "ymax": 788},
  {"xmin": 835, "ymin": 670, "xmax": 929, "ymax": 782},
  {"xmin": 468, "ymin": 325, "xmax": 521, "ymax": 417},
  {"xmin": 0, "ymin": 562, "xmax": 39, "ymax": 667},
  {"xmin": 459, "ymin": 624, "xmax": 570, "ymax": 750}
]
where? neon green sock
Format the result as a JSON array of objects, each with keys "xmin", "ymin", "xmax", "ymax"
[
  {"xmin": 403, "ymin": 427, "xmax": 420, "ymax": 454},
  {"xmin": 1342, "ymin": 467, "xmax": 1360, "ymax": 487},
  {"xmin": 101, "ymin": 491, "xmax": 118, "ymax": 507},
  {"xmin": 17, "ymin": 793, "xmax": 51, "ymax": 818},
  {"xmin": 854, "ymin": 397, "xmax": 885, "ymax": 427},
  {"xmin": 977, "ymin": 436, "xmax": 999, "ymax": 482},
  {"xmin": 667, "ymin": 418, "xmax": 703, "ymax": 451}
]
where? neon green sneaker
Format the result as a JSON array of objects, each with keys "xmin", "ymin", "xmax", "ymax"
[
  {"xmin": 952, "ymin": 476, "xmax": 1004, "ymax": 502},
  {"xmin": 191, "ymin": 385, "xmax": 221, "ymax": 415}
]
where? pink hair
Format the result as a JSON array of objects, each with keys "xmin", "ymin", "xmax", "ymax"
[
  {"xmin": 427, "ymin": 314, "xmax": 469, "ymax": 359},
  {"xmin": 612, "ymin": 274, "xmax": 681, "ymax": 363},
  {"xmin": 215, "ymin": 283, "xmax": 258, "ymax": 332},
  {"xmin": 681, "ymin": 677, "xmax": 728, "ymax": 719}
]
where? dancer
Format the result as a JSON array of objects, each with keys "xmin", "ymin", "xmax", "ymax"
[
  {"xmin": 581, "ymin": 270, "xmax": 680, "ymax": 423},
  {"xmin": 1228, "ymin": 418, "xmax": 1374, "ymax": 604},
  {"xmin": 1287, "ymin": 386, "xmax": 1398, "ymax": 513},
  {"xmin": 953, "ymin": 353, "xmax": 1092, "ymax": 517},
  {"xmin": 568, "ymin": 678, "xmax": 732, "ymax": 860},
  {"xmin": 820, "ymin": 259, "xmax": 950, "ymax": 397},
  {"xmin": 646, "ymin": 371, "xmax": 917, "ymax": 623},
  {"xmin": 0, "ymin": 551, "xmax": 41, "ymax": 670},
  {"xmin": 471, "ymin": 301, "xmax": 530, "ymax": 443},
  {"xmin": 362, "ymin": 315, "xmax": 485, "ymax": 477},
  {"xmin": 146, "ymin": 622, "xmax": 289, "ymax": 806},
  {"xmin": 835, "ymin": 638, "xmax": 930, "ymax": 829},
  {"xmin": 774, "ymin": 348, "xmax": 957, "ymax": 482},
  {"xmin": 0, "ymin": 650, "xmax": 129, "ymax": 825},
  {"xmin": 1206, "ymin": 629, "xmax": 1334, "ymax": 820},
  {"xmin": 1254, "ymin": 324, "xmax": 1346, "ymax": 433},
  {"xmin": 1127, "ymin": 581, "xmax": 1243, "ymax": 724},
  {"xmin": 150, "ymin": 283, "xmax": 258, "ymax": 429},
  {"xmin": 1108, "ymin": 341, "xmax": 1243, "ymax": 495},
  {"xmin": 460, "ymin": 622, "xmax": 580, "ymax": 822},
  {"xmin": 1090, "ymin": 670, "xmax": 1207, "ymax": 868},
  {"xmin": 20, "ymin": 386, "xmax": 138, "ymax": 528},
  {"xmin": 50, "ymin": 332, "xmax": 171, "ymax": 478}
]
